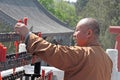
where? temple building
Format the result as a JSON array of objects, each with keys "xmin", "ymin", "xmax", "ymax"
[{"xmin": 0, "ymin": 0, "xmax": 73, "ymax": 46}]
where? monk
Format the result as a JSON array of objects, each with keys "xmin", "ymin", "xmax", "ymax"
[{"xmin": 14, "ymin": 18, "xmax": 113, "ymax": 80}]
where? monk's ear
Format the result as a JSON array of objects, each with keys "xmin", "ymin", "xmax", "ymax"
[{"xmin": 87, "ymin": 29, "xmax": 93, "ymax": 38}]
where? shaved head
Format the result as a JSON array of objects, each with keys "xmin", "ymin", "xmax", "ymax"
[
  {"xmin": 73, "ymin": 18, "xmax": 100, "ymax": 46},
  {"xmin": 77, "ymin": 18, "xmax": 100, "ymax": 37}
]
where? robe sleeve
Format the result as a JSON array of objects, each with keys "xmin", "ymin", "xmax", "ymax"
[{"xmin": 27, "ymin": 33, "xmax": 86, "ymax": 71}]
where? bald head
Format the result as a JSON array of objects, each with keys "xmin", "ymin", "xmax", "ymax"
[{"xmin": 77, "ymin": 18, "xmax": 100, "ymax": 37}]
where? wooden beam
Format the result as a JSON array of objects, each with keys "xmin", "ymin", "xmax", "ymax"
[{"xmin": 109, "ymin": 26, "xmax": 120, "ymax": 34}]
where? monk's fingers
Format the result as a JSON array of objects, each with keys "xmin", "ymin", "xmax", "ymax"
[
  {"xmin": 14, "ymin": 23, "xmax": 26, "ymax": 33},
  {"xmin": 14, "ymin": 27, "xmax": 20, "ymax": 34},
  {"xmin": 15, "ymin": 22, "xmax": 25, "ymax": 28}
]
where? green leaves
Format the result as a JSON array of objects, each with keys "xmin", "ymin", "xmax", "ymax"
[
  {"xmin": 38, "ymin": 0, "xmax": 78, "ymax": 27},
  {"xmin": 38, "ymin": 0, "xmax": 120, "ymax": 49}
]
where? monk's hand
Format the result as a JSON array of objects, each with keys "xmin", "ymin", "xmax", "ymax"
[{"xmin": 14, "ymin": 22, "xmax": 29, "ymax": 38}]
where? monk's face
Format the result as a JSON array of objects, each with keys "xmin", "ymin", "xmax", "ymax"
[
  {"xmin": 73, "ymin": 18, "xmax": 94, "ymax": 46},
  {"xmin": 73, "ymin": 24, "xmax": 89, "ymax": 46}
]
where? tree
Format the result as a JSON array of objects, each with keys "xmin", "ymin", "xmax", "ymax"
[
  {"xmin": 75, "ymin": 0, "xmax": 88, "ymax": 15},
  {"xmin": 38, "ymin": 0, "xmax": 78, "ymax": 27},
  {"xmin": 53, "ymin": 0, "xmax": 78, "ymax": 27},
  {"xmin": 106, "ymin": 0, "xmax": 120, "ymax": 25},
  {"xmin": 75, "ymin": 0, "xmax": 120, "ymax": 49},
  {"xmin": 38, "ymin": 0, "xmax": 54, "ymax": 12},
  {"xmin": 38, "ymin": 0, "xmax": 120, "ymax": 49}
]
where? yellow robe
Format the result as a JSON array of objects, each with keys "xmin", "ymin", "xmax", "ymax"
[{"xmin": 27, "ymin": 33, "xmax": 113, "ymax": 80}]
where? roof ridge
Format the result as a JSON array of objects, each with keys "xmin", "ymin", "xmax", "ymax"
[
  {"xmin": 33, "ymin": 0, "xmax": 72, "ymax": 29},
  {"xmin": 0, "ymin": 10, "xmax": 17, "ymax": 27},
  {"xmin": 0, "ymin": 0, "xmax": 73, "ymax": 34}
]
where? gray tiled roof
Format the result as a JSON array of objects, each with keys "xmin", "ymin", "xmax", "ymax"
[{"xmin": 0, "ymin": 0, "xmax": 73, "ymax": 36}]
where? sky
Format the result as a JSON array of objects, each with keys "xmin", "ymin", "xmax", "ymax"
[{"xmin": 64, "ymin": 0, "xmax": 77, "ymax": 3}]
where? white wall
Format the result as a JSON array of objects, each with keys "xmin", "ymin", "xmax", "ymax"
[{"xmin": 106, "ymin": 49, "xmax": 120, "ymax": 80}]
